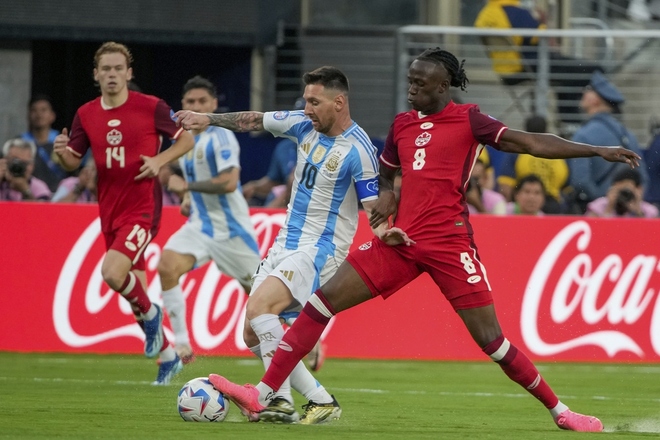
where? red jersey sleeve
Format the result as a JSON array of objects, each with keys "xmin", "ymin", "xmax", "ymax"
[
  {"xmin": 380, "ymin": 120, "xmax": 401, "ymax": 169},
  {"xmin": 468, "ymin": 106, "xmax": 508, "ymax": 150},
  {"xmin": 67, "ymin": 112, "xmax": 89, "ymax": 158},
  {"xmin": 154, "ymin": 100, "xmax": 185, "ymax": 141}
]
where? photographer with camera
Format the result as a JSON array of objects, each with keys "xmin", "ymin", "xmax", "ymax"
[
  {"xmin": 586, "ymin": 168, "xmax": 657, "ymax": 218},
  {"xmin": 568, "ymin": 71, "xmax": 648, "ymax": 214},
  {"xmin": 0, "ymin": 138, "xmax": 51, "ymax": 201}
]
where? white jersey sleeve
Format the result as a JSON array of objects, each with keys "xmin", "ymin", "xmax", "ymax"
[{"xmin": 263, "ymin": 110, "xmax": 309, "ymax": 142}]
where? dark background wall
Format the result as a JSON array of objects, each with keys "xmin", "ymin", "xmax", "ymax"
[{"xmin": 0, "ymin": 0, "xmax": 300, "ymax": 182}]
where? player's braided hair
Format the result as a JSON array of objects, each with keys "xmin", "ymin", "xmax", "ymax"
[{"xmin": 416, "ymin": 48, "xmax": 469, "ymax": 91}]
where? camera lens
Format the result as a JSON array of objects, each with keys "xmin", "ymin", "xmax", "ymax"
[
  {"xmin": 614, "ymin": 188, "xmax": 635, "ymax": 215},
  {"xmin": 8, "ymin": 159, "xmax": 27, "ymax": 177}
]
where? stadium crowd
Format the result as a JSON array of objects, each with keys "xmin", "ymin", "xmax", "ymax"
[{"xmin": 3, "ymin": 73, "xmax": 658, "ymax": 218}]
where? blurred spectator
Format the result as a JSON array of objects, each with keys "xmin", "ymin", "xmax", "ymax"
[
  {"xmin": 242, "ymin": 98, "xmax": 304, "ymax": 207},
  {"xmin": 643, "ymin": 117, "xmax": 660, "ymax": 210},
  {"xmin": 20, "ymin": 94, "xmax": 68, "ymax": 192},
  {"xmin": 51, "ymin": 156, "xmax": 97, "ymax": 203},
  {"xmin": 586, "ymin": 168, "xmax": 658, "ymax": 218},
  {"xmin": 0, "ymin": 138, "xmax": 51, "ymax": 201},
  {"xmin": 476, "ymin": 149, "xmax": 498, "ymax": 190},
  {"xmin": 506, "ymin": 174, "xmax": 545, "ymax": 215},
  {"xmin": 497, "ymin": 115, "xmax": 568, "ymax": 214},
  {"xmin": 474, "ymin": 0, "xmax": 601, "ymax": 125},
  {"xmin": 159, "ymin": 162, "xmax": 182, "ymax": 206},
  {"xmin": 567, "ymin": 71, "xmax": 648, "ymax": 213},
  {"xmin": 467, "ymin": 158, "xmax": 507, "ymax": 215},
  {"xmin": 628, "ymin": 0, "xmax": 660, "ymax": 21}
]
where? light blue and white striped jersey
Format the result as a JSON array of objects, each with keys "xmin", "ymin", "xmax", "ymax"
[
  {"xmin": 178, "ymin": 126, "xmax": 258, "ymax": 251},
  {"xmin": 263, "ymin": 110, "xmax": 379, "ymax": 261}
]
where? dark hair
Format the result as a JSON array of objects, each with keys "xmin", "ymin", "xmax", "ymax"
[
  {"xmin": 182, "ymin": 75, "xmax": 217, "ymax": 99},
  {"xmin": 416, "ymin": 48, "xmax": 469, "ymax": 91},
  {"xmin": 515, "ymin": 174, "xmax": 545, "ymax": 194},
  {"xmin": 525, "ymin": 115, "xmax": 547, "ymax": 133},
  {"xmin": 28, "ymin": 94, "xmax": 54, "ymax": 109},
  {"xmin": 302, "ymin": 66, "xmax": 349, "ymax": 94},
  {"xmin": 612, "ymin": 168, "xmax": 641, "ymax": 187}
]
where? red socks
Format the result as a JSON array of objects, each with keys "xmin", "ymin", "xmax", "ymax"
[
  {"xmin": 263, "ymin": 290, "xmax": 333, "ymax": 391},
  {"xmin": 482, "ymin": 335, "xmax": 559, "ymax": 409},
  {"xmin": 117, "ymin": 272, "xmax": 152, "ymax": 315}
]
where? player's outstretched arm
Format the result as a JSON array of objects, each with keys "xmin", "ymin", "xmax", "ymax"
[
  {"xmin": 174, "ymin": 110, "xmax": 265, "ymax": 133},
  {"xmin": 498, "ymin": 129, "xmax": 640, "ymax": 167}
]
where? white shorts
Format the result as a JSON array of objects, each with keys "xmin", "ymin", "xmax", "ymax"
[
  {"xmin": 252, "ymin": 241, "xmax": 340, "ymax": 311},
  {"xmin": 164, "ymin": 223, "xmax": 261, "ymax": 288}
]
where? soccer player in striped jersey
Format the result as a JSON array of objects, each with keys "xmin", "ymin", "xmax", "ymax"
[
  {"xmin": 157, "ymin": 76, "xmax": 261, "ymax": 365},
  {"xmin": 175, "ymin": 66, "xmax": 394, "ymax": 424},
  {"xmin": 200, "ymin": 49, "xmax": 641, "ymax": 432}
]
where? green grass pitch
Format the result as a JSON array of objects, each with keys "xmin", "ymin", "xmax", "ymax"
[{"xmin": 0, "ymin": 352, "xmax": 658, "ymax": 439}]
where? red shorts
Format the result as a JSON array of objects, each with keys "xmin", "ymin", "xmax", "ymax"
[
  {"xmin": 346, "ymin": 234, "xmax": 493, "ymax": 311},
  {"xmin": 103, "ymin": 222, "xmax": 154, "ymax": 271}
]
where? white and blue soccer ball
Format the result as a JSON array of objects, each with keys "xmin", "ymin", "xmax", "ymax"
[{"xmin": 177, "ymin": 377, "xmax": 229, "ymax": 422}]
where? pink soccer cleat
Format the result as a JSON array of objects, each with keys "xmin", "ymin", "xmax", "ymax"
[
  {"xmin": 208, "ymin": 374, "xmax": 264, "ymax": 422},
  {"xmin": 554, "ymin": 409, "xmax": 604, "ymax": 432}
]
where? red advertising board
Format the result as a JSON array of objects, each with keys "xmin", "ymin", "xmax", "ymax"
[{"xmin": 2, "ymin": 202, "xmax": 659, "ymax": 362}]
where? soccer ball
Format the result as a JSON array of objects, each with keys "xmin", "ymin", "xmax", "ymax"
[{"xmin": 177, "ymin": 377, "xmax": 229, "ymax": 422}]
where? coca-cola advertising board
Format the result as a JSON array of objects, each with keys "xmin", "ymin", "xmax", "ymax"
[{"xmin": 2, "ymin": 202, "xmax": 659, "ymax": 362}]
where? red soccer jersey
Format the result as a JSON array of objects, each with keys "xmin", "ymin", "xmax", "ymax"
[
  {"xmin": 68, "ymin": 91, "xmax": 184, "ymax": 235},
  {"xmin": 381, "ymin": 101, "xmax": 507, "ymax": 241}
]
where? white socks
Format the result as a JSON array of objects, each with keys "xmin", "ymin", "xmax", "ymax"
[
  {"xmin": 550, "ymin": 401, "xmax": 569, "ymax": 418},
  {"xmin": 250, "ymin": 313, "xmax": 333, "ymax": 404},
  {"xmin": 250, "ymin": 314, "xmax": 293, "ymax": 401},
  {"xmin": 161, "ymin": 285, "xmax": 189, "ymax": 345},
  {"xmin": 159, "ymin": 345, "xmax": 176, "ymax": 362}
]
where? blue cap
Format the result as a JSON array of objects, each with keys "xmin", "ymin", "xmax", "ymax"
[{"xmin": 589, "ymin": 71, "xmax": 625, "ymax": 106}]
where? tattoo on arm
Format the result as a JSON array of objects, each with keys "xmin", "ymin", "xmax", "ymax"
[{"xmin": 207, "ymin": 112, "xmax": 264, "ymax": 132}]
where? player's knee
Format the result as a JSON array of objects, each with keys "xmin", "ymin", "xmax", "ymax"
[
  {"xmin": 245, "ymin": 296, "xmax": 268, "ymax": 320},
  {"xmin": 157, "ymin": 253, "xmax": 184, "ymax": 284},
  {"xmin": 101, "ymin": 267, "xmax": 127, "ymax": 292},
  {"xmin": 245, "ymin": 287, "xmax": 288, "ymax": 320},
  {"xmin": 157, "ymin": 257, "xmax": 175, "ymax": 279}
]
